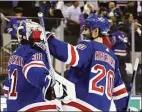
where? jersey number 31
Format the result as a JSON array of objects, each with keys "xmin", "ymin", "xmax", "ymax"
[{"xmin": 89, "ymin": 64, "xmax": 114, "ymax": 100}]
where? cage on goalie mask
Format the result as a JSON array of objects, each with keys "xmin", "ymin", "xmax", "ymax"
[
  {"xmin": 84, "ymin": 14, "xmax": 110, "ymax": 36},
  {"xmin": 17, "ymin": 19, "xmax": 44, "ymax": 42}
]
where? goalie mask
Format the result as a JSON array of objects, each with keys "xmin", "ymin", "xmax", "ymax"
[{"xmin": 17, "ymin": 19, "xmax": 44, "ymax": 43}]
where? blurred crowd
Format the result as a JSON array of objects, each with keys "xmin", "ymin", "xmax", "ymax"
[
  {"xmin": 0, "ymin": 1, "xmax": 142, "ymax": 48},
  {"xmin": 0, "ymin": 1, "xmax": 142, "ymax": 94}
]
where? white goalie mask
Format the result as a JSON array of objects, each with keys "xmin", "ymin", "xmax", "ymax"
[{"xmin": 17, "ymin": 19, "xmax": 44, "ymax": 42}]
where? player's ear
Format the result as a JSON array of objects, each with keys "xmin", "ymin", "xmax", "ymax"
[{"xmin": 92, "ymin": 28, "xmax": 99, "ymax": 38}]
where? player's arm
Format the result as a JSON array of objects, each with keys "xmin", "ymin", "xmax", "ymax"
[
  {"xmin": 22, "ymin": 52, "xmax": 51, "ymax": 89},
  {"xmin": 47, "ymin": 33, "xmax": 92, "ymax": 68},
  {"xmin": 112, "ymin": 58, "xmax": 128, "ymax": 111}
]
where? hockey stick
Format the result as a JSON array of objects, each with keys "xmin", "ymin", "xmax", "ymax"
[
  {"xmin": 126, "ymin": 58, "xmax": 139, "ymax": 111},
  {"xmin": 38, "ymin": 12, "xmax": 63, "ymax": 111},
  {"xmin": 38, "ymin": 12, "xmax": 56, "ymax": 86}
]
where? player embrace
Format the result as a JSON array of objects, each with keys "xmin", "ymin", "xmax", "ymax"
[{"xmin": 2, "ymin": 14, "xmax": 129, "ymax": 111}]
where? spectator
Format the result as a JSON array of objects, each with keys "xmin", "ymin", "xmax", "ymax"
[
  {"xmin": 65, "ymin": 1, "xmax": 81, "ymax": 25},
  {"xmin": 109, "ymin": 16, "xmax": 118, "ymax": 33},
  {"xmin": 65, "ymin": 1, "xmax": 81, "ymax": 45},
  {"xmin": 78, "ymin": 6, "xmax": 86, "ymax": 42},
  {"xmin": 123, "ymin": 1, "xmax": 137, "ymax": 19},
  {"xmin": 134, "ymin": 22, "xmax": 142, "ymax": 51},
  {"xmin": 123, "ymin": 13, "xmax": 134, "ymax": 40},
  {"xmin": 107, "ymin": 2, "xmax": 122, "ymax": 24},
  {"xmin": 56, "ymin": 1, "xmax": 70, "ymax": 18},
  {"xmin": 79, "ymin": 6, "xmax": 86, "ymax": 26},
  {"xmin": 0, "ymin": 13, "xmax": 7, "ymax": 48},
  {"xmin": 7, "ymin": 6, "xmax": 25, "ymax": 52},
  {"xmin": 45, "ymin": 1, "xmax": 63, "ymax": 31},
  {"xmin": 39, "ymin": 1, "xmax": 51, "ymax": 17},
  {"xmin": 97, "ymin": 7, "xmax": 107, "ymax": 17},
  {"xmin": 83, "ymin": 1, "xmax": 95, "ymax": 15}
]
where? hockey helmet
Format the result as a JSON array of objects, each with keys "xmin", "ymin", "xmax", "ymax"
[{"xmin": 84, "ymin": 14, "xmax": 110, "ymax": 35}]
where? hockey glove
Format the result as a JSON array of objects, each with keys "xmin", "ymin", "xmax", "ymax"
[
  {"xmin": 43, "ymin": 76, "xmax": 67, "ymax": 101},
  {"xmin": 46, "ymin": 31, "xmax": 55, "ymax": 40}
]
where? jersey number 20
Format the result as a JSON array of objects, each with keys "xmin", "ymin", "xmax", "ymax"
[{"xmin": 89, "ymin": 64, "xmax": 114, "ymax": 100}]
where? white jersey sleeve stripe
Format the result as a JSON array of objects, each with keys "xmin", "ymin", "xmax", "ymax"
[
  {"xmin": 65, "ymin": 44, "xmax": 79, "ymax": 67},
  {"xmin": 3, "ymin": 85, "xmax": 9, "ymax": 97},
  {"xmin": 65, "ymin": 44, "xmax": 72, "ymax": 64},
  {"xmin": 113, "ymin": 83, "xmax": 126, "ymax": 93},
  {"xmin": 72, "ymin": 46, "xmax": 79, "ymax": 67},
  {"xmin": 22, "ymin": 61, "xmax": 47, "ymax": 82},
  {"xmin": 113, "ymin": 92, "xmax": 128, "ymax": 100},
  {"xmin": 3, "ymin": 85, "xmax": 9, "ymax": 91}
]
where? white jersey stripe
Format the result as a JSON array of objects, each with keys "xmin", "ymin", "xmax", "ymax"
[
  {"xmin": 23, "ymin": 61, "xmax": 47, "ymax": 82},
  {"xmin": 65, "ymin": 44, "xmax": 72, "ymax": 64},
  {"xmin": 113, "ymin": 83, "xmax": 126, "ymax": 93},
  {"xmin": 113, "ymin": 92, "xmax": 128, "ymax": 100},
  {"xmin": 72, "ymin": 46, "xmax": 79, "ymax": 67}
]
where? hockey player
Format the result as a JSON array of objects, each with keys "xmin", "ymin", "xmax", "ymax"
[
  {"xmin": 110, "ymin": 22, "xmax": 130, "ymax": 90},
  {"xmin": 2, "ymin": 19, "xmax": 67, "ymax": 111},
  {"xmin": 30, "ymin": 14, "xmax": 129, "ymax": 111}
]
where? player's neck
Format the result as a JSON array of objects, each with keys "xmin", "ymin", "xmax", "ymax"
[{"xmin": 93, "ymin": 37, "xmax": 103, "ymax": 43}]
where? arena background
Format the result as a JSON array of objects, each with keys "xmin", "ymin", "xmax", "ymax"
[{"xmin": 0, "ymin": 1, "xmax": 142, "ymax": 111}]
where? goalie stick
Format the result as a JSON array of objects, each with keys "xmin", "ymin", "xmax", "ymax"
[
  {"xmin": 38, "ymin": 12, "xmax": 63, "ymax": 111},
  {"xmin": 126, "ymin": 58, "xmax": 139, "ymax": 111},
  {"xmin": 37, "ymin": 12, "xmax": 56, "ymax": 86}
]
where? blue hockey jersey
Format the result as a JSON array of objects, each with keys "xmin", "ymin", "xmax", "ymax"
[
  {"xmin": 2, "ymin": 44, "xmax": 54, "ymax": 111},
  {"xmin": 110, "ymin": 31, "xmax": 128, "ymax": 56},
  {"xmin": 7, "ymin": 17, "xmax": 25, "ymax": 40},
  {"xmin": 48, "ymin": 37, "xmax": 128, "ymax": 111}
]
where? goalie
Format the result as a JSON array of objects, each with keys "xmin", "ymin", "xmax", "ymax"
[{"xmin": 1, "ymin": 19, "xmax": 70, "ymax": 111}]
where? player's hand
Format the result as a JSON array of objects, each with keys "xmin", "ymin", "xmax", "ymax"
[
  {"xmin": 53, "ymin": 81, "xmax": 67, "ymax": 100},
  {"xmin": 43, "ymin": 75, "xmax": 55, "ymax": 100},
  {"xmin": 43, "ymin": 77, "xmax": 67, "ymax": 101},
  {"xmin": 46, "ymin": 31, "xmax": 55, "ymax": 40}
]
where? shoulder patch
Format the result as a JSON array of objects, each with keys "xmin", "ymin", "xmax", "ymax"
[{"xmin": 76, "ymin": 44, "xmax": 87, "ymax": 50}]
